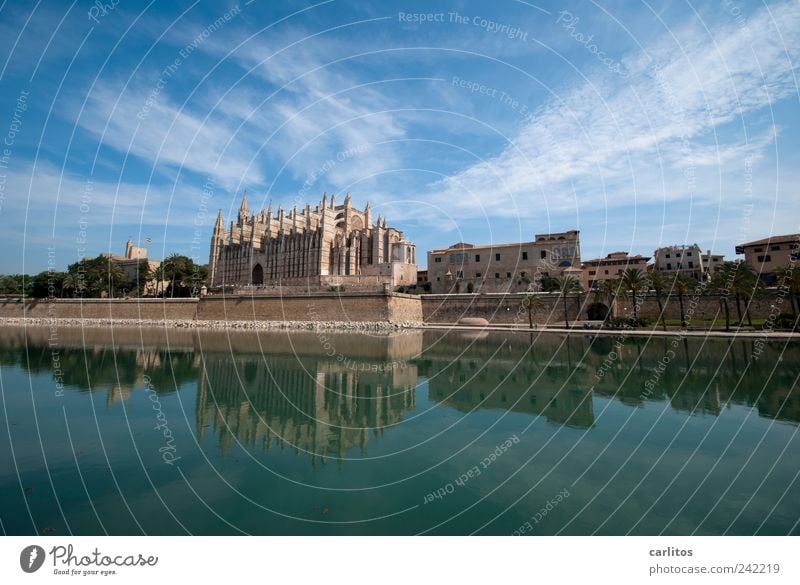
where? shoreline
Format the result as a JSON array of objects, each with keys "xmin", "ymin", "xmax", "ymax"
[
  {"xmin": 1, "ymin": 317, "xmax": 798, "ymax": 339},
  {"xmin": 0, "ymin": 317, "xmax": 415, "ymax": 332},
  {"xmin": 423, "ymin": 323, "xmax": 800, "ymax": 339}
]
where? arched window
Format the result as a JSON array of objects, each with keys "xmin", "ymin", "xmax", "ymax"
[{"xmin": 252, "ymin": 264, "xmax": 263, "ymax": 285}]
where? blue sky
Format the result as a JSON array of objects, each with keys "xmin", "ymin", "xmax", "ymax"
[{"xmin": 0, "ymin": 0, "xmax": 797, "ymax": 273}]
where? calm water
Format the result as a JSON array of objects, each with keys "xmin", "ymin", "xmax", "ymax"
[{"xmin": 0, "ymin": 325, "xmax": 798, "ymax": 535}]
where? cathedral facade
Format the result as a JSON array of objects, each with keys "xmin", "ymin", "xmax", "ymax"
[{"xmin": 209, "ymin": 193, "xmax": 417, "ymax": 289}]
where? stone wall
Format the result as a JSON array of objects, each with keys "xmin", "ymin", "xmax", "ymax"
[
  {"xmin": 422, "ymin": 293, "xmax": 583, "ymax": 325},
  {"xmin": 387, "ymin": 293, "xmax": 424, "ymax": 323},
  {"xmin": 2, "ymin": 290, "xmax": 787, "ymax": 327},
  {"xmin": 421, "ymin": 291, "xmax": 793, "ymax": 325},
  {"xmin": 197, "ymin": 292, "xmax": 421, "ymax": 323},
  {"xmin": 615, "ymin": 293, "xmax": 785, "ymax": 322},
  {"xmin": 0, "ymin": 298, "xmax": 198, "ymax": 320},
  {"xmin": 0, "ymin": 292, "xmax": 422, "ymax": 324}
]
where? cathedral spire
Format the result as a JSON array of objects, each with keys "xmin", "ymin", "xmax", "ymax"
[
  {"xmin": 238, "ymin": 191, "xmax": 249, "ymax": 224},
  {"xmin": 214, "ymin": 209, "xmax": 224, "ymax": 233}
]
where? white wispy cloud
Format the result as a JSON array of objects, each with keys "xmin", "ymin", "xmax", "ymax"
[
  {"xmin": 0, "ymin": 160, "xmax": 209, "ymax": 271},
  {"xmin": 71, "ymin": 21, "xmax": 410, "ymax": 203},
  {"xmin": 74, "ymin": 80, "xmax": 265, "ymax": 191},
  {"xmin": 212, "ymin": 26, "xmax": 408, "ymax": 192},
  {"xmin": 427, "ymin": 1, "xmax": 800, "ymax": 227}
]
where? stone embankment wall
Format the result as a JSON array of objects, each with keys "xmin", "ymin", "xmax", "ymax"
[
  {"xmin": 0, "ymin": 292, "xmax": 423, "ymax": 324},
  {"xmin": 422, "ymin": 293, "xmax": 581, "ymax": 325},
  {"xmin": 196, "ymin": 292, "xmax": 421, "ymax": 322},
  {"xmin": 421, "ymin": 291, "xmax": 792, "ymax": 325},
  {"xmin": 614, "ymin": 293, "xmax": 783, "ymax": 322},
  {"xmin": 0, "ymin": 298, "xmax": 199, "ymax": 320},
  {"xmin": 0, "ymin": 291, "xmax": 788, "ymax": 327}
]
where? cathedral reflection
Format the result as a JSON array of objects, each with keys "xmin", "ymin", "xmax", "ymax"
[{"xmin": 196, "ymin": 354, "xmax": 418, "ymax": 460}]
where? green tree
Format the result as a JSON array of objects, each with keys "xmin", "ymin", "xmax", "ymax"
[
  {"xmin": 0, "ymin": 274, "xmax": 25, "ymax": 296},
  {"xmin": 776, "ymin": 265, "xmax": 800, "ymax": 316},
  {"xmin": 65, "ymin": 255, "xmax": 129, "ymax": 298},
  {"xmin": 621, "ymin": 268, "xmax": 647, "ymax": 320},
  {"xmin": 61, "ymin": 273, "xmax": 81, "ymax": 298},
  {"xmin": 106, "ymin": 262, "xmax": 128, "ymax": 298},
  {"xmin": 553, "ymin": 275, "xmax": 582, "ymax": 327},
  {"xmin": 522, "ymin": 293, "xmax": 545, "ymax": 328},
  {"xmin": 669, "ymin": 273, "xmax": 694, "ymax": 327},
  {"xmin": 29, "ymin": 271, "xmax": 54, "ymax": 298},
  {"xmin": 731, "ymin": 262, "xmax": 761, "ymax": 327},
  {"xmin": 711, "ymin": 262, "xmax": 738, "ymax": 331},
  {"xmin": 130, "ymin": 260, "xmax": 150, "ymax": 296},
  {"xmin": 154, "ymin": 255, "xmax": 208, "ymax": 297},
  {"xmin": 649, "ymin": 270, "xmax": 668, "ymax": 331},
  {"xmin": 594, "ymin": 278, "xmax": 623, "ymax": 320},
  {"xmin": 539, "ymin": 276, "xmax": 559, "ymax": 292},
  {"xmin": 148, "ymin": 264, "xmax": 165, "ymax": 297}
]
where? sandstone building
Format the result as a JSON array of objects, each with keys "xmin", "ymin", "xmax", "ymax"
[
  {"xmin": 103, "ymin": 239, "xmax": 165, "ymax": 295},
  {"xmin": 581, "ymin": 251, "xmax": 651, "ymax": 290},
  {"xmin": 426, "ymin": 230, "xmax": 581, "ymax": 294},
  {"xmin": 209, "ymin": 193, "xmax": 417, "ymax": 289},
  {"xmin": 653, "ymin": 244, "xmax": 724, "ymax": 282},
  {"xmin": 736, "ymin": 234, "xmax": 800, "ymax": 284}
]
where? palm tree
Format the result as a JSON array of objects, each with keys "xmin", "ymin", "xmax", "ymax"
[
  {"xmin": 711, "ymin": 262, "xmax": 737, "ymax": 331},
  {"xmin": 731, "ymin": 262, "xmax": 760, "ymax": 327},
  {"xmin": 670, "ymin": 273, "xmax": 693, "ymax": 327},
  {"xmin": 521, "ymin": 293, "xmax": 545, "ymax": 328},
  {"xmin": 553, "ymin": 275, "xmax": 582, "ymax": 327},
  {"xmin": 61, "ymin": 274, "xmax": 80, "ymax": 298},
  {"xmin": 161, "ymin": 254, "xmax": 193, "ymax": 297},
  {"xmin": 776, "ymin": 265, "xmax": 800, "ymax": 316},
  {"xmin": 144, "ymin": 264, "xmax": 161, "ymax": 297},
  {"xmin": 649, "ymin": 270, "xmax": 668, "ymax": 331},
  {"xmin": 151, "ymin": 264, "xmax": 166, "ymax": 297},
  {"xmin": 594, "ymin": 279, "xmax": 621, "ymax": 320},
  {"xmin": 105, "ymin": 261, "xmax": 126, "ymax": 298},
  {"xmin": 621, "ymin": 268, "xmax": 647, "ymax": 320}
]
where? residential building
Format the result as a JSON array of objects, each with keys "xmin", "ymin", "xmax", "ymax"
[
  {"xmin": 735, "ymin": 234, "xmax": 800, "ymax": 284},
  {"xmin": 581, "ymin": 252, "xmax": 651, "ymax": 290},
  {"xmin": 701, "ymin": 252, "xmax": 725, "ymax": 278},
  {"xmin": 652, "ymin": 244, "xmax": 722, "ymax": 281}
]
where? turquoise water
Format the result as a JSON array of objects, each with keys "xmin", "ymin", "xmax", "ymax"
[{"xmin": 0, "ymin": 325, "xmax": 797, "ymax": 535}]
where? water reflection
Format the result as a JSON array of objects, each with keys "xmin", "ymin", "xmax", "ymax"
[
  {"xmin": 1, "ymin": 326, "xmax": 797, "ymax": 464},
  {"xmin": 420, "ymin": 330, "xmax": 799, "ymax": 426},
  {"xmin": 197, "ymin": 354, "xmax": 418, "ymax": 460}
]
